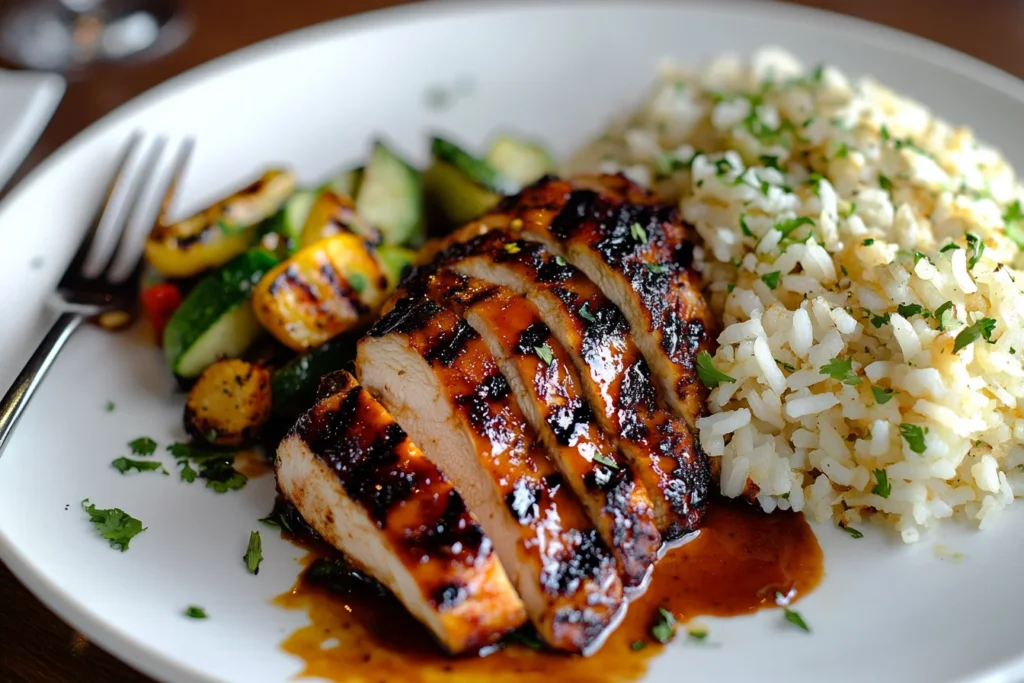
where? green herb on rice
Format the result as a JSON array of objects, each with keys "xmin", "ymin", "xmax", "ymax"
[
  {"xmin": 965, "ymin": 233, "xmax": 984, "ymax": 270},
  {"xmin": 819, "ymin": 356, "xmax": 860, "ymax": 385},
  {"xmin": 899, "ymin": 424, "xmax": 928, "ymax": 454},
  {"xmin": 761, "ymin": 271, "xmax": 782, "ymax": 290},
  {"xmin": 696, "ymin": 351, "xmax": 735, "ymax": 389},
  {"xmin": 873, "ymin": 469, "xmax": 892, "ymax": 498},
  {"xmin": 953, "ymin": 318, "xmax": 996, "ymax": 353},
  {"xmin": 1003, "ymin": 200, "xmax": 1024, "ymax": 249},
  {"xmin": 839, "ymin": 524, "xmax": 864, "ymax": 539},
  {"xmin": 871, "ymin": 386, "xmax": 897, "ymax": 405}
]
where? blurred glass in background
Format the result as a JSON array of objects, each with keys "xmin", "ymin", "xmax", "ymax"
[{"xmin": 0, "ymin": 0, "xmax": 190, "ymax": 71}]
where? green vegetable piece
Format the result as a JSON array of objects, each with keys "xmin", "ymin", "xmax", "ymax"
[
  {"xmin": 761, "ymin": 271, "xmax": 782, "ymax": 290},
  {"xmin": 534, "ymin": 344, "xmax": 554, "ymax": 365},
  {"xmin": 899, "ymin": 423, "xmax": 928, "ymax": 454},
  {"xmin": 840, "ymin": 525, "xmax": 864, "ymax": 539},
  {"xmin": 953, "ymin": 318, "xmax": 996, "ymax": 353},
  {"xmin": 592, "ymin": 454, "xmax": 619, "ymax": 470},
  {"xmin": 244, "ymin": 530, "xmax": 263, "ymax": 575},
  {"xmin": 578, "ymin": 302, "xmax": 597, "ymax": 323},
  {"xmin": 651, "ymin": 607, "xmax": 677, "ymax": 644},
  {"xmin": 696, "ymin": 350, "xmax": 735, "ymax": 389},
  {"xmin": 819, "ymin": 356, "xmax": 860, "ymax": 385},
  {"xmin": 82, "ymin": 499, "xmax": 146, "ymax": 552},
  {"xmin": 871, "ymin": 387, "xmax": 896, "ymax": 405},
  {"xmin": 128, "ymin": 437, "xmax": 157, "ymax": 457},
  {"xmin": 112, "ymin": 458, "xmax": 168, "ymax": 476},
  {"xmin": 873, "ymin": 469, "xmax": 891, "ymax": 498},
  {"xmin": 185, "ymin": 606, "xmax": 208, "ymax": 619},
  {"xmin": 630, "ymin": 222, "xmax": 648, "ymax": 244}
]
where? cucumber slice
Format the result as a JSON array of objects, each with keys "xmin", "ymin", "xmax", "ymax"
[
  {"xmin": 375, "ymin": 244, "xmax": 417, "ymax": 288},
  {"xmin": 261, "ymin": 189, "xmax": 319, "ymax": 255},
  {"xmin": 327, "ymin": 166, "xmax": 364, "ymax": 199},
  {"xmin": 423, "ymin": 160, "xmax": 502, "ymax": 227},
  {"xmin": 270, "ymin": 337, "xmax": 356, "ymax": 419},
  {"xmin": 487, "ymin": 135, "xmax": 555, "ymax": 187},
  {"xmin": 164, "ymin": 249, "xmax": 279, "ymax": 379},
  {"xmin": 430, "ymin": 136, "xmax": 517, "ymax": 195},
  {"xmin": 356, "ymin": 142, "xmax": 424, "ymax": 246}
]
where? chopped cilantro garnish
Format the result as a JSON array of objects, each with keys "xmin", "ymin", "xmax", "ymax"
[
  {"xmin": 899, "ymin": 423, "xmax": 928, "ymax": 454},
  {"xmin": 867, "ymin": 311, "xmax": 890, "ymax": 328},
  {"xmin": 872, "ymin": 468, "xmax": 891, "ymax": 498},
  {"xmin": 592, "ymin": 454, "xmax": 619, "ymax": 470},
  {"xmin": 953, "ymin": 318, "xmax": 996, "ymax": 353},
  {"xmin": 871, "ymin": 386, "xmax": 896, "ymax": 405},
  {"xmin": 244, "ymin": 530, "xmax": 263, "ymax": 575},
  {"xmin": 696, "ymin": 351, "xmax": 735, "ymax": 389},
  {"xmin": 878, "ymin": 173, "xmax": 893, "ymax": 192},
  {"xmin": 112, "ymin": 457, "xmax": 168, "ymax": 476},
  {"xmin": 835, "ymin": 143, "xmax": 849, "ymax": 159},
  {"xmin": 966, "ymin": 233, "xmax": 984, "ymax": 270},
  {"xmin": 896, "ymin": 303, "xmax": 925, "ymax": 319},
  {"xmin": 759, "ymin": 154, "xmax": 781, "ymax": 170},
  {"xmin": 179, "ymin": 460, "xmax": 197, "ymax": 483},
  {"xmin": 819, "ymin": 356, "xmax": 860, "ymax": 385},
  {"xmin": 862, "ymin": 238, "xmax": 875, "ymax": 246},
  {"xmin": 739, "ymin": 213, "xmax": 754, "ymax": 238},
  {"xmin": 645, "ymin": 262, "xmax": 669, "ymax": 275},
  {"xmin": 82, "ymin": 499, "xmax": 146, "ymax": 552},
  {"xmin": 578, "ymin": 302, "xmax": 597, "ymax": 323},
  {"xmin": 346, "ymin": 272, "xmax": 367, "ymax": 294},
  {"xmin": 554, "ymin": 255, "xmax": 567, "ymax": 266},
  {"xmin": 939, "ymin": 242, "xmax": 960, "ymax": 253},
  {"xmin": 761, "ymin": 271, "xmax": 782, "ymax": 290},
  {"xmin": 654, "ymin": 151, "xmax": 688, "ymax": 178},
  {"xmin": 534, "ymin": 344, "xmax": 555, "ymax": 365},
  {"xmin": 651, "ymin": 607, "xmax": 677, "ymax": 644},
  {"xmin": 776, "ymin": 592, "xmax": 811, "ymax": 632},
  {"xmin": 104, "ymin": 401, "xmax": 115, "ymax": 412},
  {"xmin": 128, "ymin": 437, "xmax": 157, "ymax": 457},
  {"xmin": 1003, "ymin": 200, "xmax": 1024, "ymax": 249},
  {"xmin": 201, "ymin": 459, "xmax": 248, "ymax": 493},
  {"xmin": 934, "ymin": 301, "xmax": 954, "ymax": 330},
  {"xmin": 880, "ymin": 125, "xmax": 891, "ymax": 142},
  {"xmin": 839, "ymin": 524, "xmax": 864, "ymax": 539},
  {"xmin": 631, "ymin": 640, "xmax": 647, "ymax": 651},
  {"xmin": 167, "ymin": 442, "xmax": 192, "ymax": 459},
  {"xmin": 775, "ymin": 216, "xmax": 814, "ymax": 239},
  {"xmin": 688, "ymin": 628, "xmax": 709, "ymax": 641},
  {"xmin": 630, "ymin": 222, "xmax": 648, "ymax": 244},
  {"xmin": 185, "ymin": 606, "xmax": 207, "ymax": 619}
]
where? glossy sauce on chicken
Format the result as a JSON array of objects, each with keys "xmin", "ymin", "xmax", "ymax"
[{"xmin": 274, "ymin": 501, "xmax": 822, "ymax": 683}]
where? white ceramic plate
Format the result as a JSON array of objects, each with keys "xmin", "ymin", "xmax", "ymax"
[
  {"xmin": 0, "ymin": 68, "xmax": 64, "ymax": 191},
  {"xmin": 2, "ymin": 2, "xmax": 1024, "ymax": 682}
]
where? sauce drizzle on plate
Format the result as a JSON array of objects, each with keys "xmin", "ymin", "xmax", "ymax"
[{"xmin": 274, "ymin": 501, "xmax": 822, "ymax": 683}]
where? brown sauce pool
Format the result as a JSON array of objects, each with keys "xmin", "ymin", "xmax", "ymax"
[{"xmin": 272, "ymin": 501, "xmax": 822, "ymax": 682}]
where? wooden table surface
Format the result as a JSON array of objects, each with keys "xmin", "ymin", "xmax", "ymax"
[{"xmin": 1, "ymin": 0, "xmax": 1022, "ymax": 681}]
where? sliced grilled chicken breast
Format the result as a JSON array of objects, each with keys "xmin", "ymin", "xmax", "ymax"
[
  {"xmin": 436, "ymin": 231, "xmax": 709, "ymax": 538},
  {"xmin": 276, "ymin": 371, "xmax": 525, "ymax": 653},
  {"xmin": 483, "ymin": 175, "xmax": 715, "ymax": 429},
  {"xmin": 356, "ymin": 297, "xmax": 624, "ymax": 654},
  {"xmin": 414, "ymin": 269, "xmax": 661, "ymax": 585}
]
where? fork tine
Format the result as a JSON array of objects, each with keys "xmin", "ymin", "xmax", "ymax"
[
  {"xmin": 157, "ymin": 136, "xmax": 195, "ymax": 225},
  {"xmin": 94, "ymin": 135, "xmax": 168, "ymax": 280},
  {"xmin": 61, "ymin": 132, "xmax": 143, "ymax": 284}
]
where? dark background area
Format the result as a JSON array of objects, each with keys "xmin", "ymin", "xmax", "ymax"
[{"xmin": 2, "ymin": 0, "xmax": 1022, "ymax": 681}]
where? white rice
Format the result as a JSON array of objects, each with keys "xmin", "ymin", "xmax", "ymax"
[{"xmin": 572, "ymin": 48, "xmax": 1024, "ymax": 541}]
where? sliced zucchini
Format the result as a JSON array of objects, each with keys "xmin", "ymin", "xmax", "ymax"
[
  {"xmin": 300, "ymin": 190, "xmax": 380, "ymax": 247},
  {"xmin": 146, "ymin": 170, "xmax": 294, "ymax": 279},
  {"xmin": 356, "ymin": 141, "xmax": 425, "ymax": 247},
  {"xmin": 374, "ymin": 244, "xmax": 417, "ymax": 288},
  {"xmin": 252, "ymin": 232, "xmax": 391, "ymax": 351},
  {"xmin": 327, "ymin": 166, "xmax": 364, "ymax": 199},
  {"xmin": 424, "ymin": 137, "xmax": 521, "ymax": 227},
  {"xmin": 486, "ymin": 135, "xmax": 555, "ymax": 187},
  {"xmin": 259, "ymin": 188, "xmax": 319, "ymax": 256},
  {"xmin": 270, "ymin": 337, "xmax": 355, "ymax": 419},
  {"xmin": 163, "ymin": 249, "xmax": 280, "ymax": 379}
]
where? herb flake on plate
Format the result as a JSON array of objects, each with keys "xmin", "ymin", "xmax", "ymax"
[
  {"xmin": 111, "ymin": 457, "xmax": 168, "ymax": 476},
  {"xmin": 650, "ymin": 607, "xmax": 677, "ymax": 644},
  {"xmin": 244, "ymin": 530, "xmax": 263, "ymax": 575},
  {"xmin": 128, "ymin": 437, "xmax": 157, "ymax": 457},
  {"xmin": 696, "ymin": 350, "xmax": 735, "ymax": 388},
  {"xmin": 82, "ymin": 499, "xmax": 146, "ymax": 551},
  {"xmin": 185, "ymin": 606, "xmax": 208, "ymax": 619}
]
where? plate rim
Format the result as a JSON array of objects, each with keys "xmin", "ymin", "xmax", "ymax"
[{"xmin": 3, "ymin": 1, "xmax": 1024, "ymax": 681}]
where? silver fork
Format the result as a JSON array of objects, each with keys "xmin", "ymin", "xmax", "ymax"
[{"xmin": 0, "ymin": 132, "xmax": 193, "ymax": 458}]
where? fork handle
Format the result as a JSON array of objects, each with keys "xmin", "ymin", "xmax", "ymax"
[{"xmin": 0, "ymin": 312, "xmax": 86, "ymax": 459}]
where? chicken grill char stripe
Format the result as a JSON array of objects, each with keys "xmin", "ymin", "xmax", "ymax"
[
  {"xmin": 410, "ymin": 269, "xmax": 661, "ymax": 585},
  {"xmin": 435, "ymin": 229, "xmax": 709, "ymax": 537},
  {"xmin": 360, "ymin": 297, "xmax": 625, "ymax": 653},
  {"xmin": 466, "ymin": 174, "xmax": 714, "ymax": 428},
  {"xmin": 276, "ymin": 371, "xmax": 526, "ymax": 653}
]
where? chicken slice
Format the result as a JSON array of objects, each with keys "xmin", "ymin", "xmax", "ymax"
[
  {"xmin": 475, "ymin": 175, "xmax": 715, "ymax": 429},
  {"xmin": 436, "ymin": 230, "xmax": 709, "ymax": 538},
  {"xmin": 413, "ymin": 269, "xmax": 661, "ymax": 585},
  {"xmin": 356, "ymin": 297, "xmax": 624, "ymax": 654},
  {"xmin": 276, "ymin": 370, "xmax": 525, "ymax": 653}
]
